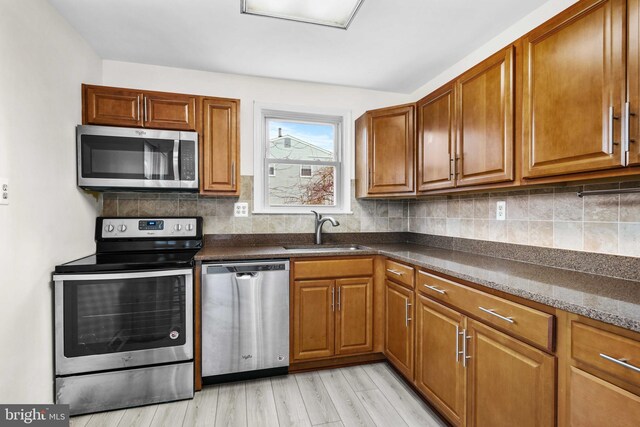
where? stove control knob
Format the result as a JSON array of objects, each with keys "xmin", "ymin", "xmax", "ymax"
[
  {"xmin": 174, "ymin": 224, "xmax": 183, "ymax": 231},
  {"xmin": 105, "ymin": 224, "xmax": 114, "ymax": 233},
  {"xmin": 118, "ymin": 224, "xmax": 127, "ymax": 232},
  {"xmin": 185, "ymin": 224, "xmax": 194, "ymax": 231}
]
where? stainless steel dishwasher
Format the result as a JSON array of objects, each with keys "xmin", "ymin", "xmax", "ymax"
[{"xmin": 202, "ymin": 260, "xmax": 289, "ymax": 383}]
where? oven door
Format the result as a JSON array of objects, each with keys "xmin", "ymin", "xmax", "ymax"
[{"xmin": 53, "ymin": 269, "xmax": 193, "ymax": 376}]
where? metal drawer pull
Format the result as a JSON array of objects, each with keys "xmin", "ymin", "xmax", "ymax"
[
  {"xmin": 455, "ymin": 325, "xmax": 465, "ymax": 362},
  {"xmin": 337, "ymin": 286, "xmax": 341, "ymax": 311},
  {"xmin": 424, "ymin": 284, "xmax": 446, "ymax": 295},
  {"xmin": 463, "ymin": 330, "xmax": 471, "ymax": 368},
  {"xmin": 600, "ymin": 353, "xmax": 640, "ymax": 374},
  {"xmin": 331, "ymin": 287, "xmax": 335, "ymax": 312},
  {"xmin": 609, "ymin": 106, "xmax": 620, "ymax": 154},
  {"xmin": 478, "ymin": 306, "xmax": 515, "ymax": 324},
  {"xmin": 387, "ymin": 268, "xmax": 403, "ymax": 276},
  {"xmin": 405, "ymin": 301, "xmax": 412, "ymax": 327}
]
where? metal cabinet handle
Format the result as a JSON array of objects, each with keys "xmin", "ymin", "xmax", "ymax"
[
  {"xmin": 623, "ymin": 102, "xmax": 637, "ymax": 166},
  {"xmin": 337, "ymin": 286, "xmax": 341, "ymax": 311},
  {"xmin": 455, "ymin": 325, "xmax": 465, "ymax": 363},
  {"xmin": 600, "ymin": 353, "xmax": 640, "ymax": 374},
  {"xmin": 463, "ymin": 330, "xmax": 471, "ymax": 368},
  {"xmin": 609, "ymin": 106, "xmax": 620, "ymax": 154},
  {"xmin": 136, "ymin": 95, "xmax": 141, "ymax": 122},
  {"xmin": 331, "ymin": 287, "xmax": 335, "ymax": 312},
  {"xmin": 405, "ymin": 301, "xmax": 412, "ymax": 327},
  {"xmin": 449, "ymin": 158, "xmax": 454, "ymax": 180},
  {"xmin": 387, "ymin": 269, "xmax": 403, "ymax": 276},
  {"xmin": 424, "ymin": 284, "xmax": 446, "ymax": 295},
  {"xmin": 144, "ymin": 96, "xmax": 148, "ymax": 122},
  {"xmin": 478, "ymin": 306, "xmax": 515, "ymax": 324},
  {"xmin": 231, "ymin": 161, "xmax": 236, "ymax": 187}
]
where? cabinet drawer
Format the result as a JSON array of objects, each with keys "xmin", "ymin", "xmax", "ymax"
[
  {"xmin": 572, "ymin": 322, "xmax": 640, "ymax": 388},
  {"xmin": 385, "ymin": 260, "xmax": 415, "ymax": 288},
  {"xmin": 417, "ymin": 270, "xmax": 554, "ymax": 350},
  {"xmin": 294, "ymin": 258, "xmax": 373, "ymax": 280}
]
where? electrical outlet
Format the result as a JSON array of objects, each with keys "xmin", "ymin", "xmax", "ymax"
[
  {"xmin": 234, "ymin": 202, "xmax": 249, "ymax": 217},
  {"xmin": 0, "ymin": 178, "xmax": 8, "ymax": 206},
  {"xmin": 496, "ymin": 201, "xmax": 506, "ymax": 220}
]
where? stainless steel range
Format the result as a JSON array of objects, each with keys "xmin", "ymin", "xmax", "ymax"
[{"xmin": 52, "ymin": 216, "xmax": 202, "ymax": 415}]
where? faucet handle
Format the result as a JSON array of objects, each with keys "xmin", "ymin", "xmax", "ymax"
[{"xmin": 311, "ymin": 210, "xmax": 321, "ymax": 220}]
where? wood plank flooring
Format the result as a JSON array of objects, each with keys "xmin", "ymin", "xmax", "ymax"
[{"xmin": 70, "ymin": 363, "xmax": 446, "ymax": 427}]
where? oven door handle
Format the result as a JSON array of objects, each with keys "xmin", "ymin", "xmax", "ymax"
[{"xmin": 53, "ymin": 268, "xmax": 194, "ymax": 282}]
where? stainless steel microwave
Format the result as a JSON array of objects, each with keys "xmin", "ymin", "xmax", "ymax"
[{"xmin": 77, "ymin": 125, "xmax": 198, "ymax": 191}]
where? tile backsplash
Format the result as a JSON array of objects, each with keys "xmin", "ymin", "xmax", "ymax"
[
  {"xmin": 408, "ymin": 182, "xmax": 640, "ymax": 257},
  {"xmin": 101, "ymin": 177, "xmax": 409, "ymax": 234}
]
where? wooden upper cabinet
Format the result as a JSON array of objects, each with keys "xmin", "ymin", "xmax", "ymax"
[
  {"xmin": 628, "ymin": 0, "xmax": 640, "ymax": 166},
  {"xmin": 522, "ymin": 0, "xmax": 626, "ymax": 178},
  {"xmin": 292, "ymin": 280, "xmax": 335, "ymax": 361},
  {"xmin": 384, "ymin": 279, "xmax": 414, "ymax": 379},
  {"xmin": 466, "ymin": 319, "xmax": 555, "ymax": 427},
  {"xmin": 417, "ymin": 85, "xmax": 456, "ymax": 192},
  {"xmin": 84, "ymin": 85, "xmax": 143, "ymax": 127},
  {"xmin": 356, "ymin": 104, "xmax": 415, "ymax": 197},
  {"xmin": 144, "ymin": 93, "xmax": 196, "ymax": 131},
  {"xmin": 335, "ymin": 277, "xmax": 373, "ymax": 356},
  {"xmin": 201, "ymin": 98, "xmax": 240, "ymax": 195},
  {"xmin": 456, "ymin": 46, "xmax": 515, "ymax": 186},
  {"xmin": 415, "ymin": 295, "xmax": 466, "ymax": 426}
]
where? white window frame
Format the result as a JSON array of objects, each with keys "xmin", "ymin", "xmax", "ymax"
[{"xmin": 253, "ymin": 102, "xmax": 352, "ymax": 214}]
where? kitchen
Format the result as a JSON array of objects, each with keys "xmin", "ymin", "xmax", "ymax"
[{"xmin": 1, "ymin": 0, "xmax": 639, "ymax": 426}]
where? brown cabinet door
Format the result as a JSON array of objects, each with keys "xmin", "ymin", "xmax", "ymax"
[
  {"xmin": 522, "ymin": 0, "xmax": 626, "ymax": 178},
  {"xmin": 84, "ymin": 86, "xmax": 143, "ymax": 127},
  {"xmin": 384, "ymin": 279, "xmax": 414, "ymax": 379},
  {"xmin": 456, "ymin": 46, "xmax": 514, "ymax": 186},
  {"xmin": 466, "ymin": 319, "xmax": 555, "ymax": 427},
  {"xmin": 415, "ymin": 295, "xmax": 466, "ymax": 426},
  {"xmin": 417, "ymin": 85, "xmax": 456, "ymax": 192},
  {"xmin": 628, "ymin": 0, "xmax": 640, "ymax": 166},
  {"xmin": 201, "ymin": 98, "xmax": 239, "ymax": 194},
  {"xmin": 567, "ymin": 366, "xmax": 640, "ymax": 427},
  {"xmin": 335, "ymin": 277, "xmax": 373, "ymax": 356},
  {"xmin": 292, "ymin": 280, "xmax": 335, "ymax": 361},
  {"xmin": 367, "ymin": 105, "xmax": 415, "ymax": 195},
  {"xmin": 144, "ymin": 94, "xmax": 197, "ymax": 131}
]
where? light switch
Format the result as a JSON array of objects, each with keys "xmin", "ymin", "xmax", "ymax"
[
  {"xmin": 496, "ymin": 201, "xmax": 506, "ymax": 220},
  {"xmin": 0, "ymin": 178, "xmax": 8, "ymax": 206},
  {"xmin": 234, "ymin": 202, "xmax": 249, "ymax": 217}
]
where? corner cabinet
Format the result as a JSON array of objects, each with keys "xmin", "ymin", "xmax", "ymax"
[
  {"xmin": 200, "ymin": 98, "xmax": 240, "ymax": 195},
  {"xmin": 522, "ymin": 0, "xmax": 626, "ymax": 178},
  {"xmin": 355, "ymin": 104, "xmax": 415, "ymax": 198},
  {"xmin": 291, "ymin": 258, "xmax": 374, "ymax": 362}
]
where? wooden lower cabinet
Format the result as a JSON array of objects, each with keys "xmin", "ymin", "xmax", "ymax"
[
  {"xmin": 466, "ymin": 319, "xmax": 555, "ymax": 427},
  {"xmin": 415, "ymin": 295, "xmax": 466, "ymax": 426},
  {"xmin": 292, "ymin": 280, "xmax": 334, "ymax": 360},
  {"xmin": 292, "ymin": 276, "xmax": 373, "ymax": 362},
  {"xmin": 384, "ymin": 279, "xmax": 414, "ymax": 378}
]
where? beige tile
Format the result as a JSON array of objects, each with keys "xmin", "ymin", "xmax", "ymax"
[
  {"xmin": 208, "ymin": 216, "xmax": 233, "ymax": 234},
  {"xmin": 179, "ymin": 200, "xmax": 197, "ymax": 216},
  {"xmin": 344, "ymin": 215, "xmax": 361, "ymax": 232},
  {"xmin": 507, "ymin": 220, "xmax": 529, "ymax": 245},
  {"xmin": 268, "ymin": 216, "xmax": 287, "ymax": 233},
  {"xmin": 474, "ymin": 219, "xmax": 491, "ymax": 240},
  {"xmin": 139, "ymin": 199, "xmax": 178, "ymax": 216},
  {"xmin": 506, "ymin": 195, "xmax": 528, "ymax": 220},
  {"xmin": 426, "ymin": 199, "xmax": 447, "ymax": 218},
  {"xmin": 474, "ymin": 198, "xmax": 491, "ymax": 219},
  {"xmin": 459, "ymin": 219, "xmax": 474, "ymax": 238},
  {"xmin": 375, "ymin": 201, "xmax": 388, "ymax": 217},
  {"xmin": 103, "ymin": 198, "xmax": 117, "ymax": 216},
  {"xmin": 619, "ymin": 223, "xmax": 640, "ymax": 256},
  {"xmin": 529, "ymin": 221, "xmax": 553, "ymax": 247},
  {"xmin": 553, "ymin": 191, "xmax": 583, "ymax": 221},
  {"xmin": 584, "ymin": 222, "xmax": 618, "ymax": 254},
  {"xmin": 389, "ymin": 218, "xmax": 407, "ymax": 232},
  {"xmin": 459, "ymin": 199, "xmax": 474, "ymax": 218},
  {"xmin": 446, "ymin": 198, "xmax": 460, "ymax": 218},
  {"xmin": 425, "ymin": 218, "xmax": 446, "ymax": 235},
  {"xmin": 553, "ymin": 222, "xmax": 583, "ymax": 250},
  {"xmin": 528, "ymin": 193, "xmax": 553, "ymax": 220},
  {"xmin": 388, "ymin": 202, "xmax": 404, "ymax": 218},
  {"xmin": 252, "ymin": 216, "xmax": 269, "ymax": 233},
  {"xmin": 489, "ymin": 220, "xmax": 507, "ymax": 242},
  {"xmin": 375, "ymin": 217, "xmax": 389, "ymax": 232},
  {"xmin": 584, "ymin": 194, "xmax": 619, "ymax": 222},
  {"xmin": 446, "ymin": 218, "xmax": 461, "ymax": 237},
  {"xmin": 620, "ymin": 192, "xmax": 640, "ymax": 222},
  {"xmin": 118, "ymin": 199, "xmax": 139, "ymax": 216},
  {"xmin": 361, "ymin": 216, "xmax": 376, "ymax": 232},
  {"xmin": 216, "ymin": 199, "xmax": 235, "ymax": 217},
  {"xmin": 197, "ymin": 198, "xmax": 217, "ymax": 217}
]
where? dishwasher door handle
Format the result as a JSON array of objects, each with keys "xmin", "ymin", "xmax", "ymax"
[{"xmin": 236, "ymin": 272, "xmax": 258, "ymax": 278}]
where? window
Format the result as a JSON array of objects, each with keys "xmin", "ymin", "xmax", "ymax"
[
  {"xmin": 299, "ymin": 165, "xmax": 312, "ymax": 177},
  {"xmin": 253, "ymin": 103, "xmax": 351, "ymax": 214}
]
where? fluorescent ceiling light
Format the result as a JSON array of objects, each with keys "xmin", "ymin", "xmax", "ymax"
[{"xmin": 241, "ymin": 0, "xmax": 365, "ymax": 29}]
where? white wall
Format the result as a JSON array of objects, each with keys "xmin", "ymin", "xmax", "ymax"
[
  {"xmin": 101, "ymin": 61, "xmax": 412, "ymax": 176},
  {"xmin": 0, "ymin": 0, "xmax": 102, "ymax": 403},
  {"xmin": 410, "ymin": 0, "xmax": 580, "ymax": 97}
]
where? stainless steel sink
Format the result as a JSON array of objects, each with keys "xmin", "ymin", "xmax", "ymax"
[{"xmin": 282, "ymin": 244, "xmax": 366, "ymax": 252}]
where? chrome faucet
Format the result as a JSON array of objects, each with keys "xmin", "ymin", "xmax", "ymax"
[{"xmin": 311, "ymin": 211, "xmax": 340, "ymax": 245}]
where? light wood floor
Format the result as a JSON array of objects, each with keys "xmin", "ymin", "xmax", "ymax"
[{"xmin": 70, "ymin": 362, "xmax": 447, "ymax": 427}]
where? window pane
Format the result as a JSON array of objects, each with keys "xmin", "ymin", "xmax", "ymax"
[
  {"xmin": 268, "ymin": 163, "xmax": 335, "ymax": 206},
  {"xmin": 267, "ymin": 119, "xmax": 336, "ymax": 161}
]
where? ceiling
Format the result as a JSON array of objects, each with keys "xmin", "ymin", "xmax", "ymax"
[{"xmin": 48, "ymin": 0, "xmax": 548, "ymax": 93}]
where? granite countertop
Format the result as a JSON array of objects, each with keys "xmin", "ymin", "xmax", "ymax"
[{"xmin": 195, "ymin": 243, "xmax": 640, "ymax": 332}]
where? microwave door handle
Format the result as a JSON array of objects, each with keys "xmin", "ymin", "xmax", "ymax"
[{"xmin": 173, "ymin": 140, "xmax": 180, "ymax": 181}]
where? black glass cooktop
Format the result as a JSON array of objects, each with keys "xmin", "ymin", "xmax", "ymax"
[{"xmin": 54, "ymin": 250, "xmax": 199, "ymax": 273}]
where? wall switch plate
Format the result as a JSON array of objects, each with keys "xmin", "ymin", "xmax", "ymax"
[
  {"xmin": 234, "ymin": 202, "xmax": 249, "ymax": 217},
  {"xmin": 0, "ymin": 178, "xmax": 8, "ymax": 206},
  {"xmin": 496, "ymin": 201, "xmax": 506, "ymax": 220}
]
